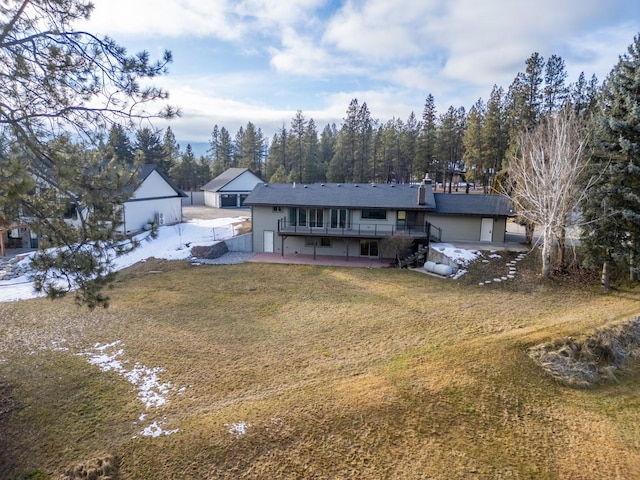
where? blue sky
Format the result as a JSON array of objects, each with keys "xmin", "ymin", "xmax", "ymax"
[{"xmin": 84, "ymin": 0, "xmax": 640, "ymax": 151}]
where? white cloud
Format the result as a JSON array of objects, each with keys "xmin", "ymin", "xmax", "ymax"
[
  {"xmin": 76, "ymin": 0, "xmax": 639, "ymax": 143},
  {"xmin": 269, "ymin": 27, "xmax": 363, "ymax": 77},
  {"xmin": 234, "ymin": 0, "xmax": 327, "ymax": 28},
  {"xmin": 323, "ymin": 0, "xmax": 439, "ymax": 61},
  {"xmin": 84, "ymin": 0, "xmax": 244, "ymax": 39}
]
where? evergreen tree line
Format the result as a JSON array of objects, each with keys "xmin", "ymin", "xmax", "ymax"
[
  {"xmin": 81, "ymin": 52, "xmax": 601, "ymax": 194},
  {"xmin": 201, "ymin": 52, "xmax": 599, "ymax": 191}
]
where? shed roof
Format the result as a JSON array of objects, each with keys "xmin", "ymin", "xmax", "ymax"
[
  {"xmin": 201, "ymin": 168, "xmax": 260, "ymax": 192},
  {"xmin": 433, "ymin": 193, "xmax": 515, "ymax": 216},
  {"xmin": 244, "ymin": 182, "xmax": 437, "ymax": 210}
]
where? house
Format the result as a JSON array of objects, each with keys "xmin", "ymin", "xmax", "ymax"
[
  {"xmin": 201, "ymin": 168, "xmax": 263, "ymax": 208},
  {"xmin": 117, "ymin": 164, "xmax": 187, "ymax": 235},
  {"xmin": 243, "ymin": 179, "xmax": 515, "ymax": 259},
  {"xmin": 1, "ymin": 164, "xmax": 186, "ymax": 256}
]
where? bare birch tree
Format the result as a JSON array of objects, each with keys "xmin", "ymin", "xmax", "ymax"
[{"xmin": 507, "ymin": 108, "xmax": 592, "ymax": 278}]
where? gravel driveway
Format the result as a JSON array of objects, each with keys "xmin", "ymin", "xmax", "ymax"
[{"xmin": 182, "ymin": 205, "xmax": 251, "ymax": 221}]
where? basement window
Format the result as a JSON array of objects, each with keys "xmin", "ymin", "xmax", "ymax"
[{"xmin": 305, "ymin": 237, "xmax": 331, "ymax": 247}]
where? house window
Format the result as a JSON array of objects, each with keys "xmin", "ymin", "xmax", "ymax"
[
  {"xmin": 330, "ymin": 209, "xmax": 349, "ymax": 228},
  {"xmin": 289, "ymin": 208, "xmax": 323, "ymax": 227},
  {"xmin": 305, "ymin": 237, "xmax": 331, "ymax": 247},
  {"xmin": 309, "ymin": 208, "xmax": 324, "ymax": 227},
  {"xmin": 361, "ymin": 208, "xmax": 386, "ymax": 220},
  {"xmin": 291, "ymin": 207, "xmax": 307, "ymax": 226},
  {"xmin": 273, "ymin": 206, "xmax": 282, "ymax": 212}
]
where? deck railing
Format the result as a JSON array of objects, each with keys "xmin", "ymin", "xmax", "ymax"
[{"xmin": 277, "ymin": 218, "xmax": 432, "ymax": 239}]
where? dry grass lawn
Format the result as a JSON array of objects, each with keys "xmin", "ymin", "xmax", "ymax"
[{"xmin": 1, "ymin": 254, "xmax": 640, "ymax": 479}]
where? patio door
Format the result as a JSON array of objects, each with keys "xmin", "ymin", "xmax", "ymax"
[
  {"xmin": 330, "ymin": 209, "xmax": 349, "ymax": 228},
  {"xmin": 360, "ymin": 239, "xmax": 379, "ymax": 257},
  {"xmin": 480, "ymin": 218, "xmax": 493, "ymax": 242}
]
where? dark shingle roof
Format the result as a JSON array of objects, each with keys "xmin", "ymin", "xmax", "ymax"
[
  {"xmin": 245, "ymin": 182, "xmax": 515, "ymax": 217},
  {"xmin": 201, "ymin": 168, "xmax": 256, "ymax": 192},
  {"xmin": 433, "ymin": 193, "xmax": 515, "ymax": 216},
  {"xmin": 244, "ymin": 182, "xmax": 437, "ymax": 210}
]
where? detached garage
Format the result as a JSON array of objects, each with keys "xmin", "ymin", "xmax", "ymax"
[{"xmin": 201, "ymin": 168, "xmax": 263, "ymax": 208}]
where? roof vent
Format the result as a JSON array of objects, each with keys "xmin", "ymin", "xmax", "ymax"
[
  {"xmin": 354, "ymin": 184, "xmax": 359, "ymax": 187},
  {"xmin": 337, "ymin": 184, "xmax": 341, "ymax": 187},
  {"xmin": 304, "ymin": 185, "xmax": 308, "ymax": 188},
  {"xmin": 321, "ymin": 183, "xmax": 325, "ymax": 186}
]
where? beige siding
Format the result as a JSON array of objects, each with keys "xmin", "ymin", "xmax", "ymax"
[
  {"xmin": 492, "ymin": 217, "xmax": 507, "ymax": 242},
  {"xmin": 251, "ymin": 206, "xmax": 286, "ymax": 252},
  {"xmin": 251, "ymin": 206, "xmax": 378, "ymax": 257},
  {"xmin": 427, "ymin": 216, "xmax": 507, "ymax": 242}
]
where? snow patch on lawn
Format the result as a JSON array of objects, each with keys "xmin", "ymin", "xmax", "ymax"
[
  {"xmin": 227, "ymin": 421, "xmax": 250, "ymax": 437},
  {"xmin": 78, "ymin": 341, "xmax": 181, "ymax": 437}
]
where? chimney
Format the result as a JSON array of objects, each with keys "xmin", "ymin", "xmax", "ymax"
[
  {"xmin": 418, "ymin": 180, "xmax": 426, "ymax": 205},
  {"xmin": 423, "ymin": 173, "xmax": 432, "ymax": 185}
]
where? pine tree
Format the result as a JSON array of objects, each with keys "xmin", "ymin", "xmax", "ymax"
[
  {"xmin": 232, "ymin": 126, "xmax": 244, "ymax": 167},
  {"xmin": 319, "ymin": 124, "xmax": 337, "ymax": 177},
  {"xmin": 570, "ymin": 72, "xmax": 600, "ymax": 116},
  {"xmin": 329, "ymin": 99, "xmax": 359, "ymax": 182},
  {"xmin": 462, "ymin": 99, "xmax": 485, "ymax": 190},
  {"xmin": 208, "ymin": 125, "xmax": 221, "ymax": 167},
  {"xmin": 0, "ymin": 0, "xmax": 176, "ymax": 306},
  {"xmin": 415, "ymin": 94, "xmax": 438, "ymax": 181},
  {"xmin": 290, "ymin": 111, "xmax": 307, "ymax": 183},
  {"xmin": 436, "ymin": 106, "xmax": 466, "ymax": 192},
  {"xmin": 238, "ymin": 122, "xmax": 265, "ymax": 174},
  {"xmin": 507, "ymin": 53, "xmax": 544, "ymax": 133},
  {"xmin": 170, "ymin": 144, "xmax": 199, "ymax": 190},
  {"xmin": 266, "ymin": 125, "xmax": 289, "ymax": 180},
  {"xmin": 482, "ymin": 85, "xmax": 509, "ymax": 191},
  {"xmin": 134, "ymin": 127, "xmax": 169, "ymax": 171},
  {"xmin": 399, "ymin": 111, "xmax": 420, "ymax": 183},
  {"xmin": 355, "ymin": 102, "xmax": 373, "ymax": 182},
  {"xmin": 581, "ymin": 34, "xmax": 640, "ymax": 286},
  {"xmin": 162, "ymin": 126, "xmax": 181, "ymax": 173},
  {"xmin": 105, "ymin": 124, "xmax": 134, "ymax": 163},
  {"xmin": 543, "ymin": 54, "xmax": 569, "ymax": 114},
  {"xmin": 303, "ymin": 119, "xmax": 322, "ymax": 183}
]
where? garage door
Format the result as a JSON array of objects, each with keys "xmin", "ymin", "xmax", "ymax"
[{"xmin": 220, "ymin": 194, "xmax": 237, "ymax": 207}]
